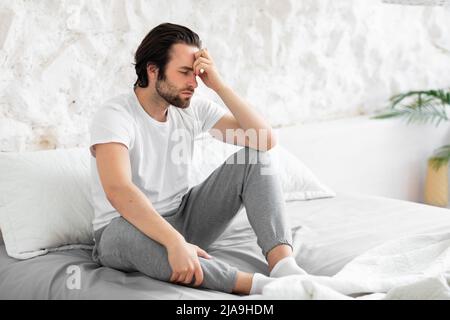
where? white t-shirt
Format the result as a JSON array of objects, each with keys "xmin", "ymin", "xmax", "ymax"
[{"xmin": 89, "ymin": 88, "xmax": 227, "ymax": 231}]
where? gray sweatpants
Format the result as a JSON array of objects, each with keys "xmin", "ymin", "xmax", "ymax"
[{"xmin": 92, "ymin": 147, "xmax": 293, "ymax": 293}]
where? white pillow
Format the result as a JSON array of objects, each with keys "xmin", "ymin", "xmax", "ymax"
[
  {"xmin": 190, "ymin": 135, "xmax": 336, "ymax": 201},
  {"xmin": 0, "ymin": 148, "xmax": 94, "ymax": 260}
]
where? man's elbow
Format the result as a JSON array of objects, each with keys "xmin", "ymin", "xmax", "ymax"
[{"xmin": 261, "ymin": 131, "xmax": 277, "ymax": 151}]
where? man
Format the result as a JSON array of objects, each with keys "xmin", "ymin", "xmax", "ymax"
[{"xmin": 89, "ymin": 23, "xmax": 306, "ymax": 295}]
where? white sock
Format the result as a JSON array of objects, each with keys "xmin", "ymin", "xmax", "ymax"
[
  {"xmin": 269, "ymin": 256, "xmax": 307, "ymax": 278},
  {"xmin": 249, "ymin": 273, "xmax": 277, "ymax": 295}
]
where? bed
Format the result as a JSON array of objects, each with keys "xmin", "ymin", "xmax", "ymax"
[
  {"xmin": 1, "ymin": 191, "xmax": 449, "ymax": 300},
  {"xmin": 1, "ymin": 115, "xmax": 450, "ymax": 299}
]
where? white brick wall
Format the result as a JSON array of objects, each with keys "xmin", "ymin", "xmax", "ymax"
[{"xmin": 0, "ymin": 0, "xmax": 449, "ymax": 151}]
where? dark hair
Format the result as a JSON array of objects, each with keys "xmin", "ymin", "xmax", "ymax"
[{"xmin": 133, "ymin": 23, "xmax": 202, "ymax": 88}]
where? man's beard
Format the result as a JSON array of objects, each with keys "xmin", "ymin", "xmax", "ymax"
[{"xmin": 155, "ymin": 78, "xmax": 193, "ymax": 109}]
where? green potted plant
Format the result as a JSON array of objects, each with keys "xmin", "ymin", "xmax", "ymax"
[{"xmin": 371, "ymin": 89, "xmax": 450, "ymax": 207}]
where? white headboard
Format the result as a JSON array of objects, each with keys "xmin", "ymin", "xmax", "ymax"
[{"xmin": 275, "ymin": 115, "xmax": 450, "ymax": 204}]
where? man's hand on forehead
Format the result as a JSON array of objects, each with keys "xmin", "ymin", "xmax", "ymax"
[
  {"xmin": 192, "ymin": 48, "xmax": 225, "ymax": 92},
  {"xmin": 193, "ymin": 48, "xmax": 211, "ymax": 75},
  {"xmin": 194, "ymin": 49, "xmax": 205, "ymax": 74}
]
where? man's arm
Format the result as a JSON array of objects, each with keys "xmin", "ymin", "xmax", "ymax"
[
  {"xmin": 193, "ymin": 49, "xmax": 276, "ymax": 151},
  {"xmin": 93, "ymin": 142, "xmax": 185, "ymax": 248},
  {"xmin": 211, "ymin": 85, "xmax": 277, "ymax": 151},
  {"xmin": 93, "ymin": 142, "xmax": 210, "ymax": 286}
]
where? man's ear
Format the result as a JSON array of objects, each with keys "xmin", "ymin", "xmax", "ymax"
[{"xmin": 146, "ymin": 64, "xmax": 159, "ymax": 82}]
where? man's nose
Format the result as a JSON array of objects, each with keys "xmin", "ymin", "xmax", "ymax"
[{"xmin": 188, "ymin": 73, "xmax": 198, "ymax": 89}]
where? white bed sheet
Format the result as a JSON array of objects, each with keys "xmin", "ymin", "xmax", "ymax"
[{"xmin": 277, "ymin": 191, "xmax": 450, "ymax": 276}]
